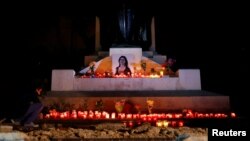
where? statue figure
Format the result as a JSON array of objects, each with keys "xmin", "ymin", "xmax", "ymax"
[{"xmin": 118, "ymin": 4, "xmax": 135, "ymax": 44}]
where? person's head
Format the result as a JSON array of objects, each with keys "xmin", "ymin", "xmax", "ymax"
[{"xmin": 118, "ymin": 56, "xmax": 129, "ymax": 67}]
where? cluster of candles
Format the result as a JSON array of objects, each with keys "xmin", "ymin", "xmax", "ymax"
[
  {"xmin": 42, "ymin": 110, "xmax": 237, "ymax": 128},
  {"xmin": 122, "ymin": 120, "xmax": 183, "ymax": 128},
  {"xmin": 79, "ymin": 71, "xmax": 165, "ymax": 78}
]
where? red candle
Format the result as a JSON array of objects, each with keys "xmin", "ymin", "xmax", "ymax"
[
  {"xmin": 96, "ymin": 114, "xmax": 101, "ymax": 119},
  {"xmin": 142, "ymin": 117, "xmax": 147, "ymax": 121},
  {"xmin": 178, "ymin": 121, "xmax": 184, "ymax": 127},
  {"xmin": 128, "ymin": 121, "xmax": 133, "ymax": 128},
  {"xmin": 171, "ymin": 121, "xmax": 177, "ymax": 127},
  {"xmin": 166, "ymin": 114, "xmax": 172, "ymax": 119}
]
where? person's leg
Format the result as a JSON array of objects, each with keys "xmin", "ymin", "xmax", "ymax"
[{"xmin": 22, "ymin": 103, "xmax": 43, "ymax": 125}]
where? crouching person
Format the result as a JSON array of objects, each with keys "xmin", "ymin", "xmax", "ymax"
[{"xmin": 12, "ymin": 84, "xmax": 45, "ymax": 127}]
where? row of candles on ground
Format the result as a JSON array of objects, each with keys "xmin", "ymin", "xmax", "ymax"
[
  {"xmin": 79, "ymin": 72, "xmax": 164, "ymax": 78},
  {"xmin": 123, "ymin": 120, "xmax": 184, "ymax": 128},
  {"xmin": 43, "ymin": 110, "xmax": 237, "ymax": 120}
]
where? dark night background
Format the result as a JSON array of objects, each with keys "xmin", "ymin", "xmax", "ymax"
[{"xmin": 1, "ymin": 1, "xmax": 248, "ymax": 122}]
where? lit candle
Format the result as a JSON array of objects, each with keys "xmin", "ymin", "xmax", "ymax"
[
  {"xmin": 231, "ymin": 112, "xmax": 236, "ymax": 118},
  {"xmin": 171, "ymin": 121, "xmax": 177, "ymax": 127},
  {"xmin": 126, "ymin": 114, "xmax": 132, "ymax": 119},
  {"xmin": 89, "ymin": 114, "xmax": 94, "ymax": 119},
  {"xmin": 163, "ymin": 120, "xmax": 169, "ymax": 127},
  {"xmin": 45, "ymin": 114, "xmax": 50, "ymax": 119},
  {"xmin": 160, "ymin": 70, "xmax": 164, "ymax": 77},
  {"xmin": 83, "ymin": 114, "xmax": 87, "ymax": 119},
  {"xmin": 105, "ymin": 113, "xmax": 110, "ymax": 119},
  {"xmin": 133, "ymin": 114, "xmax": 137, "ymax": 119},
  {"xmin": 60, "ymin": 113, "xmax": 65, "ymax": 119},
  {"xmin": 178, "ymin": 121, "xmax": 184, "ymax": 127},
  {"xmin": 142, "ymin": 117, "xmax": 147, "ymax": 121},
  {"xmin": 156, "ymin": 120, "xmax": 163, "ymax": 127},
  {"xmin": 166, "ymin": 114, "xmax": 173, "ymax": 119},
  {"xmin": 128, "ymin": 121, "xmax": 133, "ymax": 128},
  {"xmin": 120, "ymin": 113, "xmax": 125, "ymax": 119},
  {"xmin": 96, "ymin": 114, "xmax": 101, "ymax": 119},
  {"xmin": 111, "ymin": 112, "xmax": 116, "ymax": 119}
]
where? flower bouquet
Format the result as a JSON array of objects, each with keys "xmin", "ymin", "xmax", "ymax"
[
  {"xmin": 115, "ymin": 99, "xmax": 126, "ymax": 113},
  {"xmin": 146, "ymin": 99, "xmax": 154, "ymax": 114}
]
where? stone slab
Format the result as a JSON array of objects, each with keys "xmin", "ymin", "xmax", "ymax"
[{"xmin": 42, "ymin": 90, "xmax": 230, "ymax": 113}]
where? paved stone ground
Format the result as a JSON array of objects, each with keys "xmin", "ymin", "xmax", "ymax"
[
  {"xmin": 1, "ymin": 116, "xmax": 248, "ymax": 140},
  {"xmin": 1, "ymin": 122, "xmax": 208, "ymax": 141}
]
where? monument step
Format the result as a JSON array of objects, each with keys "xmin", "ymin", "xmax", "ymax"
[{"xmin": 42, "ymin": 90, "xmax": 230, "ymax": 113}]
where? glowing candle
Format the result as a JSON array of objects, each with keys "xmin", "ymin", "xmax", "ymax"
[
  {"xmin": 178, "ymin": 121, "xmax": 184, "ymax": 127},
  {"xmin": 89, "ymin": 114, "xmax": 94, "ymax": 119},
  {"xmin": 126, "ymin": 114, "xmax": 132, "ymax": 119},
  {"xmin": 105, "ymin": 113, "xmax": 110, "ymax": 119},
  {"xmin": 96, "ymin": 114, "xmax": 101, "ymax": 119},
  {"xmin": 160, "ymin": 70, "xmax": 164, "ymax": 77},
  {"xmin": 120, "ymin": 113, "xmax": 125, "ymax": 119},
  {"xmin": 128, "ymin": 121, "xmax": 133, "ymax": 127},
  {"xmin": 171, "ymin": 121, "xmax": 177, "ymax": 127},
  {"xmin": 231, "ymin": 112, "xmax": 236, "ymax": 118},
  {"xmin": 111, "ymin": 112, "xmax": 116, "ymax": 119},
  {"xmin": 45, "ymin": 114, "xmax": 50, "ymax": 119},
  {"xmin": 156, "ymin": 120, "xmax": 163, "ymax": 127},
  {"xmin": 163, "ymin": 120, "xmax": 169, "ymax": 127},
  {"xmin": 83, "ymin": 114, "xmax": 87, "ymax": 119}
]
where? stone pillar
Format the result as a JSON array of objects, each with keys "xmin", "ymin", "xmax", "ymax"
[
  {"xmin": 95, "ymin": 16, "xmax": 101, "ymax": 52},
  {"xmin": 150, "ymin": 16, "xmax": 156, "ymax": 52}
]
